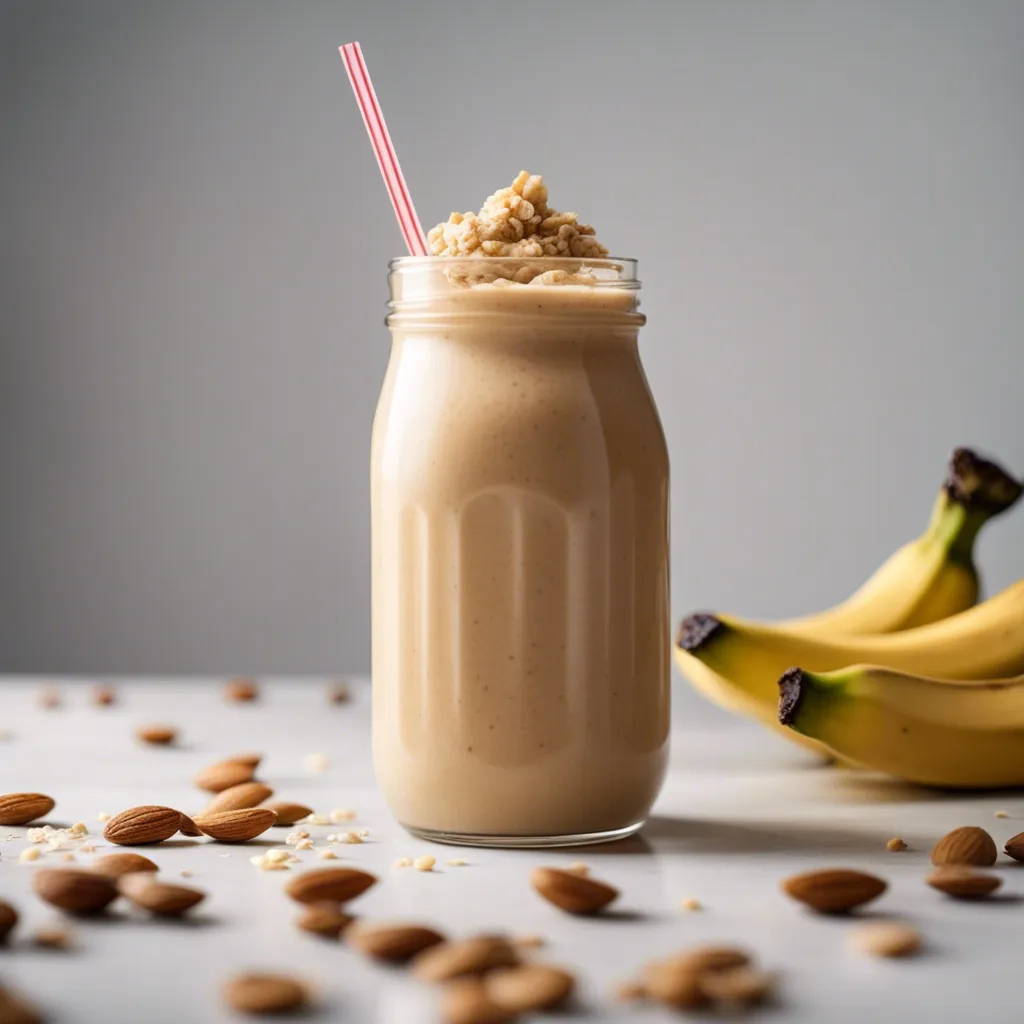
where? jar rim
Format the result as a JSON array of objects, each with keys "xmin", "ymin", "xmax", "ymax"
[{"xmin": 390, "ymin": 256, "xmax": 636, "ymax": 270}]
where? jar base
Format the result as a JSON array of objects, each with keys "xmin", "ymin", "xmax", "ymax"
[{"xmin": 401, "ymin": 819, "xmax": 645, "ymax": 849}]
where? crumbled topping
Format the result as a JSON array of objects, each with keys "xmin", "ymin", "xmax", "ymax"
[{"xmin": 285, "ymin": 831, "xmax": 311, "ymax": 848}]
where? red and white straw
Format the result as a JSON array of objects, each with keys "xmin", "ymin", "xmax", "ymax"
[{"xmin": 339, "ymin": 41, "xmax": 428, "ymax": 256}]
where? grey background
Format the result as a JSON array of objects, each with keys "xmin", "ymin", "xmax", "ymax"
[{"xmin": 1, "ymin": 0, "xmax": 1022, "ymax": 674}]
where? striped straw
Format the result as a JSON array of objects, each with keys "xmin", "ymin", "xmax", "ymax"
[{"xmin": 339, "ymin": 41, "xmax": 429, "ymax": 256}]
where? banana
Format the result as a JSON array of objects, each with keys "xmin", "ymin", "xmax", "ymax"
[{"xmin": 778, "ymin": 665, "xmax": 1024, "ymax": 788}]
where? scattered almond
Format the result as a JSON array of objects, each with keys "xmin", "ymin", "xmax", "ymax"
[
  {"xmin": 440, "ymin": 979, "xmax": 514, "ymax": 1024},
  {"xmin": 529, "ymin": 866, "xmax": 619, "ymax": 915},
  {"xmin": 927, "ymin": 866, "xmax": 1002, "ymax": 900},
  {"xmin": 193, "ymin": 808, "xmax": 277, "ymax": 843},
  {"xmin": 700, "ymin": 967, "xmax": 776, "ymax": 1007},
  {"xmin": 886, "ymin": 837, "xmax": 908, "ymax": 852},
  {"xmin": 849, "ymin": 921, "xmax": 922, "ymax": 958},
  {"xmin": 930, "ymin": 826, "xmax": 997, "ymax": 867},
  {"xmin": 39, "ymin": 686, "xmax": 61, "ymax": 709},
  {"xmin": 348, "ymin": 922, "xmax": 446, "ymax": 963},
  {"xmin": 663, "ymin": 946, "xmax": 752, "ymax": 974},
  {"xmin": 136, "ymin": 724, "xmax": 178, "ymax": 745},
  {"xmin": 296, "ymin": 903, "xmax": 353, "ymax": 939},
  {"xmin": 91, "ymin": 684, "xmax": 116, "ymax": 706},
  {"xmin": 104, "ymin": 806, "xmax": 183, "ymax": 846},
  {"xmin": 393, "ymin": 857, "xmax": 413, "ymax": 869},
  {"xmin": 178, "ymin": 814, "xmax": 202, "ymax": 837},
  {"xmin": 222, "ymin": 973, "xmax": 307, "ymax": 1015},
  {"xmin": 485, "ymin": 964, "xmax": 576, "ymax": 1012},
  {"xmin": 224, "ymin": 677, "xmax": 259, "ymax": 702},
  {"xmin": 226, "ymin": 752, "xmax": 263, "ymax": 770},
  {"xmin": 679, "ymin": 897, "xmax": 702, "ymax": 911},
  {"xmin": 0, "ymin": 900, "xmax": 18, "ymax": 943},
  {"xmin": 413, "ymin": 936, "xmax": 519, "ymax": 983},
  {"xmin": 415, "ymin": 856, "xmax": 436, "ymax": 872},
  {"xmin": 0, "ymin": 983, "xmax": 44, "ymax": 1024},
  {"xmin": 327, "ymin": 681, "xmax": 351, "ymax": 704},
  {"xmin": 203, "ymin": 782, "xmax": 274, "ymax": 815},
  {"xmin": 19, "ymin": 848, "xmax": 41, "ymax": 863},
  {"xmin": 317, "ymin": 849, "xmax": 338, "ymax": 860},
  {"xmin": 263, "ymin": 801, "xmax": 313, "ymax": 826},
  {"xmin": 0, "ymin": 793, "xmax": 55, "ymax": 826},
  {"xmin": 642, "ymin": 961, "xmax": 708, "ymax": 1010},
  {"xmin": 781, "ymin": 868, "xmax": 887, "ymax": 914},
  {"xmin": 329, "ymin": 808, "xmax": 356, "ymax": 823},
  {"xmin": 32, "ymin": 867, "xmax": 119, "ymax": 915},
  {"xmin": 285, "ymin": 866, "xmax": 378, "ymax": 905},
  {"xmin": 995, "ymin": 810, "xmax": 1010, "ymax": 819},
  {"xmin": 119, "ymin": 873, "xmax": 206, "ymax": 916},
  {"xmin": 1003, "ymin": 832, "xmax": 1024, "ymax": 862},
  {"xmin": 194, "ymin": 759, "xmax": 256, "ymax": 793},
  {"xmin": 34, "ymin": 924, "xmax": 72, "ymax": 949}
]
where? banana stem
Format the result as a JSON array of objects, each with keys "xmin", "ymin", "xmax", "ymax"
[{"xmin": 924, "ymin": 494, "xmax": 985, "ymax": 564}]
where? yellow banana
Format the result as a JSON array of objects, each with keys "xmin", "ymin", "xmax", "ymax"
[{"xmin": 778, "ymin": 665, "xmax": 1024, "ymax": 788}]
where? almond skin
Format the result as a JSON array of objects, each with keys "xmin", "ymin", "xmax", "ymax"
[
  {"xmin": 485, "ymin": 964, "xmax": 576, "ymax": 1013},
  {"xmin": 295, "ymin": 903, "xmax": 353, "ymax": 939},
  {"xmin": 412, "ymin": 936, "xmax": 519, "ymax": 983},
  {"xmin": 927, "ymin": 866, "xmax": 1002, "ymax": 900},
  {"xmin": 224, "ymin": 678, "xmax": 259, "ymax": 702},
  {"xmin": 193, "ymin": 760, "xmax": 256, "ymax": 793},
  {"xmin": 0, "ymin": 900, "xmax": 18, "ymax": 943},
  {"xmin": 223, "ymin": 974, "xmax": 307, "ymax": 1015},
  {"xmin": 103, "ymin": 805, "xmax": 183, "ymax": 846},
  {"xmin": 529, "ymin": 867, "xmax": 619, "ymax": 915},
  {"xmin": 136, "ymin": 724, "xmax": 178, "ymax": 745},
  {"xmin": 441, "ymin": 980, "xmax": 515, "ymax": 1024},
  {"xmin": 285, "ymin": 867, "xmax": 378, "ymax": 905},
  {"xmin": 263, "ymin": 801, "xmax": 314, "ymax": 826},
  {"xmin": 1003, "ymin": 832, "xmax": 1024, "ymax": 863},
  {"xmin": 347, "ymin": 923, "xmax": 446, "ymax": 963},
  {"xmin": 781, "ymin": 868, "xmax": 887, "ymax": 914},
  {"xmin": 32, "ymin": 868, "xmax": 119, "ymax": 915},
  {"xmin": 192, "ymin": 808, "xmax": 277, "ymax": 842},
  {"xmin": 118, "ymin": 874, "xmax": 206, "ymax": 916},
  {"xmin": 202, "ymin": 782, "xmax": 274, "ymax": 815},
  {"xmin": 930, "ymin": 826, "xmax": 997, "ymax": 867},
  {"xmin": 91, "ymin": 853, "xmax": 159, "ymax": 879},
  {"xmin": 0, "ymin": 793, "xmax": 55, "ymax": 826}
]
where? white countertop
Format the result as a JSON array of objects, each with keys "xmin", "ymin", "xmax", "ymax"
[{"xmin": 1, "ymin": 676, "xmax": 1021, "ymax": 1023}]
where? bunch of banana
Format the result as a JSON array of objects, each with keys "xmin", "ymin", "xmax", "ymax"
[{"xmin": 674, "ymin": 448, "xmax": 1023, "ymax": 755}]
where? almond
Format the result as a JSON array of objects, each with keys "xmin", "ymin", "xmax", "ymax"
[
  {"xmin": 699, "ymin": 967, "xmax": 776, "ymax": 1007},
  {"xmin": 1003, "ymin": 832, "xmax": 1024, "ymax": 862},
  {"xmin": 412, "ymin": 936, "xmax": 519, "ymax": 983},
  {"xmin": 0, "ymin": 900, "xmax": 18, "ymax": 943},
  {"xmin": 222, "ymin": 973, "xmax": 307, "ymax": 1015},
  {"xmin": 642, "ymin": 962, "xmax": 708, "ymax": 1010},
  {"xmin": 661, "ymin": 946, "xmax": 751, "ymax": 974},
  {"xmin": 285, "ymin": 866, "xmax": 378, "ymax": 905},
  {"xmin": 263, "ymin": 801, "xmax": 314, "ymax": 826},
  {"xmin": 178, "ymin": 813, "xmax": 202, "ymax": 837},
  {"xmin": 347, "ymin": 922, "xmax": 446, "ymax": 963},
  {"xmin": 440, "ymin": 980, "xmax": 514, "ymax": 1024},
  {"xmin": 485, "ymin": 964, "xmax": 576, "ymax": 1012},
  {"xmin": 849, "ymin": 921, "xmax": 922, "ymax": 958},
  {"xmin": 118, "ymin": 874, "xmax": 206, "ymax": 916},
  {"xmin": 92, "ymin": 684, "xmax": 116, "ymax": 706},
  {"xmin": 32, "ymin": 868, "xmax": 119, "ymax": 915},
  {"xmin": 224, "ymin": 677, "xmax": 259, "ymax": 702},
  {"xmin": 295, "ymin": 903, "xmax": 353, "ymax": 939},
  {"xmin": 0, "ymin": 793, "xmax": 55, "ymax": 826},
  {"xmin": 781, "ymin": 868, "xmax": 887, "ymax": 913},
  {"xmin": 529, "ymin": 867, "xmax": 619, "ymax": 915},
  {"xmin": 38, "ymin": 686, "xmax": 61, "ymax": 709},
  {"xmin": 927, "ymin": 866, "xmax": 1002, "ymax": 899},
  {"xmin": 0, "ymin": 985, "xmax": 43, "ymax": 1024},
  {"xmin": 202, "ymin": 782, "xmax": 274, "ymax": 815},
  {"xmin": 104, "ymin": 805, "xmax": 183, "ymax": 846},
  {"xmin": 931, "ymin": 826, "xmax": 997, "ymax": 867},
  {"xmin": 136, "ymin": 723, "xmax": 178, "ymax": 745},
  {"xmin": 193, "ymin": 808, "xmax": 277, "ymax": 842},
  {"xmin": 193, "ymin": 759, "xmax": 256, "ymax": 793},
  {"xmin": 225, "ymin": 752, "xmax": 263, "ymax": 770},
  {"xmin": 91, "ymin": 853, "xmax": 159, "ymax": 879},
  {"xmin": 328, "ymin": 681, "xmax": 351, "ymax": 704}
]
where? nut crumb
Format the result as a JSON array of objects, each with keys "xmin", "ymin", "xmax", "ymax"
[
  {"xmin": 357, "ymin": 829, "xmax": 370, "ymax": 838},
  {"xmin": 180, "ymin": 869, "xmax": 193, "ymax": 878},
  {"xmin": 78, "ymin": 844, "xmax": 96, "ymax": 854},
  {"xmin": 295, "ymin": 839, "xmax": 313, "ymax": 851},
  {"xmin": 304, "ymin": 753, "xmax": 330, "ymax": 774},
  {"xmin": 318, "ymin": 849, "xmax": 339, "ymax": 860},
  {"xmin": 445, "ymin": 858, "xmax": 468, "ymax": 867},
  {"xmin": 19, "ymin": 847, "xmax": 41, "ymax": 863},
  {"xmin": 39, "ymin": 686, "xmax": 62, "ymax": 709},
  {"xmin": 97, "ymin": 812, "xmax": 110, "ymax": 822},
  {"xmin": 327, "ymin": 681, "xmax": 351, "ymax": 704},
  {"xmin": 414, "ymin": 855, "xmax": 436, "ymax": 872},
  {"xmin": 69, "ymin": 822, "xmax": 88, "ymax": 837},
  {"xmin": 567, "ymin": 861, "xmax": 590, "ymax": 876},
  {"xmin": 59, "ymin": 853, "xmax": 76, "ymax": 863},
  {"xmin": 34, "ymin": 925, "xmax": 73, "ymax": 949},
  {"xmin": 250, "ymin": 851, "xmax": 290, "ymax": 871},
  {"xmin": 886, "ymin": 837, "xmax": 908, "ymax": 852},
  {"xmin": 995, "ymin": 810, "xmax": 1010, "ymax": 819},
  {"xmin": 849, "ymin": 921, "xmax": 922, "ymax": 958},
  {"xmin": 329, "ymin": 808, "xmax": 356, "ymax": 824},
  {"xmin": 679, "ymin": 897, "xmax": 702, "ymax": 911},
  {"xmin": 338, "ymin": 831, "xmax": 363, "ymax": 845},
  {"xmin": 512, "ymin": 934, "xmax": 545, "ymax": 950},
  {"xmin": 285, "ymin": 831, "xmax": 311, "ymax": 847},
  {"xmin": 393, "ymin": 857, "xmax": 413, "ymax": 869}
]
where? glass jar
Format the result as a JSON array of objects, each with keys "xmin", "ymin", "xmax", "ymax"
[{"xmin": 371, "ymin": 257, "xmax": 670, "ymax": 847}]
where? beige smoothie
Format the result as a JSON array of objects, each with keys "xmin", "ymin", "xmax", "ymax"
[{"xmin": 372, "ymin": 175, "xmax": 670, "ymax": 844}]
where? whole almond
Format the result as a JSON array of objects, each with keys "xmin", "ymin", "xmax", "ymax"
[
  {"xmin": 225, "ymin": 752, "xmax": 263, "ymax": 770},
  {"xmin": 485, "ymin": 964, "xmax": 576, "ymax": 1012},
  {"xmin": 529, "ymin": 867, "xmax": 619, "ymax": 915},
  {"xmin": 193, "ymin": 760, "xmax": 255, "ymax": 793},
  {"xmin": 104, "ymin": 805, "xmax": 183, "ymax": 846},
  {"xmin": 642, "ymin": 962, "xmax": 708, "ymax": 1010},
  {"xmin": 295, "ymin": 903, "xmax": 353, "ymax": 939},
  {"xmin": 285, "ymin": 867, "xmax": 378, "ymax": 905},
  {"xmin": 0, "ymin": 985, "xmax": 43, "ymax": 1024},
  {"xmin": 178, "ymin": 813, "xmax": 202, "ymax": 837},
  {"xmin": 119, "ymin": 874, "xmax": 206, "ymax": 916},
  {"xmin": 849, "ymin": 921, "xmax": 922, "ymax": 958},
  {"xmin": 91, "ymin": 853, "xmax": 159, "ymax": 879},
  {"xmin": 92, "ymin": 684, "xmax": 116, "ymax": 706},
  {"xmin": 224, "ymin": 678, "xmax": 259, "ymax": 702},
  {"xmin": 136, "ymin": 723, "xmax": 178, "ymax": 745},
  {"xmin": 0, "ymin": 793, "xmax": 55, "ymax": 826},
  {"xmin": 1003, "ymin": 832, "xmax": 1024, "ymax": 863},
  {"xmin": 927, "ymin": 866, "xmax": 1002, "ymax": 899},
  {"xmin": 263, "ymin": 801, "xmax": 314, "ymax": 826},
  {"xmin": 203, "ymin": 782, "xmax": 274, "ymax": 815},
  {"xmin": 193, "ymin": 808, "xmax": 277, "ymax": 843},
  {"xmin": 347, "ymin": 922, "xmax": 446, "ymax": 963},
  {"xmin": 412, "ymin": 936, "xmax": 519, "ymax": 983},
  {"xmin": 0, "ymin": 900, "xmax": 18, "ymax": 943},
  {"xmin": 662, "ymin": 946, "xmax": 751, "ymax": 974},
  {"xmin": 223, "ymin": 973, "xmax": 307, "ymax": 1015},
  {"xmin": 700, "ymin": 967, "xmax": 777, "ymax": 1007},
  {"xmin": 32, "ymin": 868, "xmax": 118, "ymax": 915},
  {"xmin": 781, "ymin": 869, "xmax": 887, "ymax": 913},
  {"xmin": 441, "ymin": 980, "xmax": 515, "ymax": 1024},
  {"xmin": 931, "ymin": 826, "xmax": 997, "ymax": 867}
]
